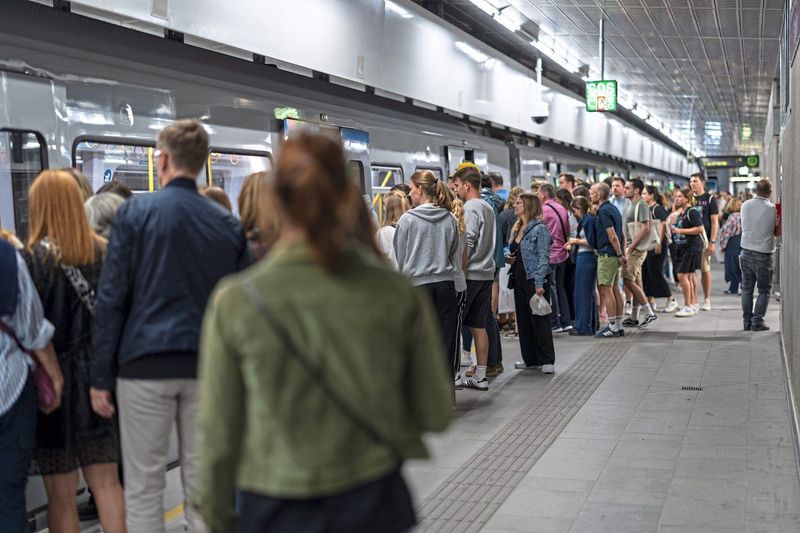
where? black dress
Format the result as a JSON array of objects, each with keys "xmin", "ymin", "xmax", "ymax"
[{"xmin": 22, "ymin": 242, "xmax": 118, "ymax": 475}]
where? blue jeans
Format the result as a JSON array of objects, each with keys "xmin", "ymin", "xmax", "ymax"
[
  {"xmin": 573, "ymin": 252, "xmax": 598, "ymax": 334},
  {"xmin": 740, "ymin": 249, "xmax": 773, "ymax": 327},
  {"xmin": 0, "ymin": 374, "xmax": 36, "ymax": 533}
]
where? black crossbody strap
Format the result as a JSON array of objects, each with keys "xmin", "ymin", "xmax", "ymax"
[
  {"xmin": 241, "ymin": 277, "xmax": 402, "ymax": 460},
  {"xmin": 546, "ymin": 203, "xmax": 569, "ymax": 241},
  {"xmin": 61, "ymin": 265, "xmax": 95, "ymax": 314}
]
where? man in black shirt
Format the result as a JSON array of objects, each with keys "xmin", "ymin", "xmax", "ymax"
[{"xmin": 689, "ymin": 172, "xmax": 719, "ymax": 311}]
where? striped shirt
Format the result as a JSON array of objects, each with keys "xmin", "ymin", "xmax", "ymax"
[{"xmin": 0, "ymin": 253, "xmax": 54, "ymax": 416}]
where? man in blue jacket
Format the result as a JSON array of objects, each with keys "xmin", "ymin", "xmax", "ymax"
[{"xmin": 89, "ymin": 119, "xmax": 249, "ymax": 533}]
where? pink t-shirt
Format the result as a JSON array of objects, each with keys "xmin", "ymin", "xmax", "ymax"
[{"xmin": 542, "ymin": 199, "xmax": 570, "ymax": 264}]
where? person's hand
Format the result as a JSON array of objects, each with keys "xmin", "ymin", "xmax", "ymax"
[
  {"xmin": 654, "ymin": 242, "xmax": 662, "ymax": 255},
  {"xmin": 535, "ymin": 287, "xmax": 545, "ymax": 296},
  {"xmin": 505, "ymin": 254, "xmax": 516, "ymax": 265},
  {"xmin": 563, "ymin": 242, "xmax": 572, "ymax": 250},
  {"xmin": 90, "ymin": 388, "xmax": 116, "ymax": 419},
  {"xmin": 40, "ymin": 372, "xmax": 63, "ymax": 415},
  {"xmin": 619, "ymin": 255, "xmax": 628, "ymax": 267},
  {"xmin": 708, "ymin": 242, "xmax": 715, "ymax": 254}
]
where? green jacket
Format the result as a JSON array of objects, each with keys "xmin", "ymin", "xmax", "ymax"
[{"xmin": 193, "ymin": 241, "xmax": 453, "ymax": 532}]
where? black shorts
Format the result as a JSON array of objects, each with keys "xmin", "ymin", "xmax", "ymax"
[
  {"xmin": 463, "ymin": 280, "xmax": 493, "ymax": 328},
  {"xmin": 676, "ymin": 247, "xmax": 701, "ymax": 274}
]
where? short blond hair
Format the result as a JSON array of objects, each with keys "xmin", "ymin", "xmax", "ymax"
[{"xmin": 157, "ymin": 119, "xmax": 209, "ymax": 175}]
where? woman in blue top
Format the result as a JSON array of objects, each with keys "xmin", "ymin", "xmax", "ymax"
[
  {"xmin": 507, "ymin": 193, "xmax": 555, "ymax": 374},
  {"xmin": 565, "ymin": 196, "xmax": 598, "ymax": 336}
]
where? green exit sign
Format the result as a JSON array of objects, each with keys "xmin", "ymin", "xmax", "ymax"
[
  {"xmin": 586, "ymin": 80, "xmax": 618, "ymax": 112},
  {"xmin": 745, "ymin": 155, "xmax": 759, "ymax": 168}
]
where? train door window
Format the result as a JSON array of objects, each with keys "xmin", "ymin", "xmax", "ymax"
[
  {"xmin": 371, "ymin": 165, "xmax": 404, "ymax": 225},
  {"xmin": 0, "ymin": 130, "xmax": 46, "ymax": 242},
  {"xmin": 74, "ymin": 140, "xmax": 156, "ymax": 193},
  {"xmin": 348, "ymin": 160, "xmax": 366, "ymax": 193},
  {"xmin": 415, "ymin": 167, "xmax": 443, "ymax": 181},
  {"xmin": 205, "ymin": 150, "xmax": 271, "ymax": 215}
]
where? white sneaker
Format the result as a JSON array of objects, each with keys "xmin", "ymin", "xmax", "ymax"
[
  {"xmin": 561, "ymin": 325, "xmax": 573, "ymax": 332},
  {"xmin": 692, "ymin": 304, "xmax": 700, "ymax": 313},
  {"xmin": 463, "ymin": 377, "xmax": 489, "ymax": 391},
  {"xmin": 663, "ymin": 300, "xmax": 679, "ymax": 313},
  {"xmin": 514, "ymin": 361, "xmax": 541, "ymax": 370},
  {"xmin": 460, "ymin": 350, "xmax": 473, "ymax": 367},
  {"xmin": 541, "ymin": 364, "xmax": 555, "ymax": 374},
  {"xmin": 675, "ymin": 306, "xmax": 695, "ymax": 317},
  {"xmin": 701, "ymin": 299, "xmax": 711, "ymax": 311}
]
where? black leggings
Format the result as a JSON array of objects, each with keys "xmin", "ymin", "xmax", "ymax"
[
  {"xmin": 643, "ymin": 248, "xmax": 672, "ymax": 299},
  {"xmin": 422, "ymin": 281, "xmax": 458, "ymax": 379}
]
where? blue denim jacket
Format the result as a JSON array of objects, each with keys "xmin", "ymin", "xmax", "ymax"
[{"xmin": 519, "ymin": 220, "xmax": 552, "ymax": 289}]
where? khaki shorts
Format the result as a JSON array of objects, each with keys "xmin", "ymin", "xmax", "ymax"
[
  {"xmin": 597, "ymin": 254, "xmax": 621, "ymax": 287},
  {"xmin": 622, "ymin": 249, "xmax": 647, "ymax": 284},
  {"xmin": 700, "ymin": 247, "xmax": 712, "ymax": 273}
]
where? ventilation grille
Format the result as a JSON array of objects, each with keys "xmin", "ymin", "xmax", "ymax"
[{"xmin": 681, "ymin": 386, "xmax": 704, "ymax": 391}]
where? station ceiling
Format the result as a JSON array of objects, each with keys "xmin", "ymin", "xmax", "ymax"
[{"xmin": 428, "ymin": 0, "xmax": 783, "ymax": 157}]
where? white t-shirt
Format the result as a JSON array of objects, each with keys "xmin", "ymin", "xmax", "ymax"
[{"xmin": 376, "ymin": 225, "xmax": 398, "ymax": 269}]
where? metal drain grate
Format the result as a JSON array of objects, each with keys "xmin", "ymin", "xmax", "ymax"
[
  {"xmin": 417, "ymin": 330, "xmax": 642, "ymax": 532},
  {"xmin": 681, "ymin": 386, "xmax": 704, "ymax": 391}
]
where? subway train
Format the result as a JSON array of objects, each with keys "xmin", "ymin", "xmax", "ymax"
[{"xmin": 0, "ymin": 33, "xmax": 685, "ymax": 528}]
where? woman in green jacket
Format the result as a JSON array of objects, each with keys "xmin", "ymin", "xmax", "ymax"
[{"xmin": 194, "ymin": 132, "xmax": 454, "ymax": 533}]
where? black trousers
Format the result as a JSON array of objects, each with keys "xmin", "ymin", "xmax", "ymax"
[
  {"xmin": 239, "ymin": 469, "xmax": 414, "ymax": 533},
  {"xmin": 514, "ymin": 273, "xmax": 556, "ymax": 366},
  {"xmin": 643, "ymin": 248, "xmax": 672, "ymax": 299},
  {"xmin": 422, "ymin": 281, "xmax": 458, "ymax": 379},
  {"xmin": 548, "ymin": 260, "xmax": 572, "ymax": 329}
]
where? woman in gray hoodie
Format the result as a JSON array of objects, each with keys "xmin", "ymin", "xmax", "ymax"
[{"xmin": 394, "ymin": 170, "xmax": 459, "ymax": 381}]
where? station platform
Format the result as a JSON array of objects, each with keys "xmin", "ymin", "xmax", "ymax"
[{"xmin": 74, "ymin": 267, "xmax": 799, "ymax": 533}]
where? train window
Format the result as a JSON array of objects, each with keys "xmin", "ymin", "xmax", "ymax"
[
  {"xmin": 371, "ymin": 165, "xmax": 404, "ymax": 191},
  {"xmin": 0, "ymin": 130, "xmax": 46, "ymax": 242},
  {"xmin": 348, "ymin": 160, "xmax": 366, "ymax": 192},
  {"xmin": 205, "ymin": 150, "xmax": 271, "ymax": 215},
  {"xmin": 415, "ymin": 167, "xmax": 443, "ymax": 181},
  {"xmin": 73, "ymin": 140, "xmax": 156, "ymax": 193}
]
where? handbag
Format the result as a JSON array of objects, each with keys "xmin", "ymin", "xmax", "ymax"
[
  {"xmin": 626, "ymin": 201, "xmax": 658, "ymax": 252},
  {"xmin": 241, "ymin": 276, "xmax": 402, "ymax": 460},
  {"xmin": 529, "ymin": 293, "xmax": 552, "ymax": 316},
  {"xmin": 0, "ymin": 319, "xmax": 57, "ymax": 409}
]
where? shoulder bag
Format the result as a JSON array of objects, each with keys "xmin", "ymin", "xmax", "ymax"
[
  {"xmin": 61, "ymin": 264, "xmax": 95, "ymax": 314},
  {"xmin": 626, "ymin": 201, "xmax": 658, "ymax": 252},
  {"xmin": 241, "ymin": 277, "xmax": 402, "ymax": 460},
  {"xmin": 691, "ymin": 207, "xmax": 709, "ymax": 249},
  {"xmin": 0, "ymin": 319, "xmax": 57, "ymax": 409}
]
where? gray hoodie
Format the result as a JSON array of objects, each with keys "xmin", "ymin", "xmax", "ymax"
[
  {"xmin": 464, "ymin": 198, "xmax": 497, "ymax": 281},
  {"xmin": 393, "ymin": 204, "xmax": 459, "ymax": 286}
]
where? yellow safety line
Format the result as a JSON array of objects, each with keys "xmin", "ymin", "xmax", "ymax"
[
  {"xmin": 206, "ymin": 155, "xmax": 212, "ymax": 186},
  {"xmin": 147, "ymin": 147, "xmax": 154, "ymax": 192},
  {"xmin": 164, "ymin": 502, "xmax": 184, "ymax": 522}
]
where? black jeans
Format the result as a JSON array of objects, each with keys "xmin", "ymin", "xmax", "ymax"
[
  {"xmin": 740, "ymin": 249, "xmax": 773, "ymax": 327},
  {"xmin": 548, "ymin": 260, "xmax": 572, "ymax": 329},
  {"xmin": 422, "ymin": 281, "xmax": 458, "ymax": 379},
  {"xmin": 514, "ymin": 273, "xmax": 555, "ymax": 366},
  {"xmin": 643, "ymin": 248, "xmax": 672, "ymax": 299},
  {"xmin": 239, "ymin": 469, "xmax": 414, "ymax": 533},
  {"xmin": 0, "ymin": 375, "xmax": 36, "ymax": 533}
]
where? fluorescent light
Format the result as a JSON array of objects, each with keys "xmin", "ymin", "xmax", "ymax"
[
  {"xmin": 530, "ymin": 40, "xmax": 578, "ymax": 73},
  {"xmin": 456, "ymin": 41, "xmax": 490, "ymax": 63},
  {"xmin": 385, "ymin": 0, "xmax": 413, "ymax": 19},
  {"xmin": 632, "ymin": 105, "xmax": 649, "ymax": 120},
  {"xmin": 495, "ymin": 12, "xmax": 520, "ymax": 32},
  {"xmin": 469, "ymin": 0, "xmax": 499, "ymax": 16}
]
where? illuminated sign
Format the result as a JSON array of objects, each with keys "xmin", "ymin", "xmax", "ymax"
[
  {"xmin": 585, "ymin": 80, "xmax": 618, "ymax": 112},
  {"xmin": 701, "ymin": 155, "xmax": 760, "ymax": 169},
  {"xmin": 273, "ymin": 106, "xmax": 299, "ymax": 120}
]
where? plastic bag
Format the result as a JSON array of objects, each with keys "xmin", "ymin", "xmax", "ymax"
[{"xmin": 529, "ymin": 293, "xmax": 552, "ymax": 316}]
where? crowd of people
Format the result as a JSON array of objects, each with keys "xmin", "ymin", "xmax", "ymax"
[{"xmin": 0, "ymin": 119, "xmax": 778, "ymax": 533}]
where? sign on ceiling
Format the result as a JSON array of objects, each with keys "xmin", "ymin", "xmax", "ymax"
[
  {"xmin": 585, "ymin": 80, "xmax": 618, "ymax": 112},
  {"xmin": 701, "ymin": 155, "xmax": 760, "ymax": 169}
]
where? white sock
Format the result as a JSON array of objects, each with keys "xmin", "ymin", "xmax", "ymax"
[
  {"xmin": 475, "ymin": 366, "xmax": 487, "ymax": 381},
  {"xmin": 644, "ymin": 303, "xmax": 654, "ymax": 316},
  {"xmin": 609, "ymin": 318, "xmax": 619, "ymax": 332},
  {"xmin": 632, "ymin": 305, "xmax": 641, "ymax": 320}
]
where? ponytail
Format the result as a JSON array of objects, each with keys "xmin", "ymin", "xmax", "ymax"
[
  {"xmin": 274, "ymin": 133, "xmax": 353, "ymax": 272},
  {"xmin": 410, "ymin": 170, "xmax": 450, "ymax": 208},
  {"xmin": 433, "ymin": 180, "xmax": 452, "ymax": 211}
]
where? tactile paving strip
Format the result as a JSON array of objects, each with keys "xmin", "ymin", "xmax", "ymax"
[{"xmin": 417, "ymin": 330, "xmax": 642, "ymax": 532}]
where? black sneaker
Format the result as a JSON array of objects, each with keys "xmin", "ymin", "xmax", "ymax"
[
  {"xmin": 594, "ymin": 326, "xmax": 620, "ymax": 338},
  {"xmin": 743, "ymin": 324, "xmax": 752, "ymax": 331},
  {"xmin": 640, "ymin": 314, "xmax": 658, "ymax": 327},
  {"xmin": 622, "ymin": 317, "xmax": 639, "ymax": 327},
  {"xmin": 751, "ymin": 323, "xmax": 770, "ymax": 332}
]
